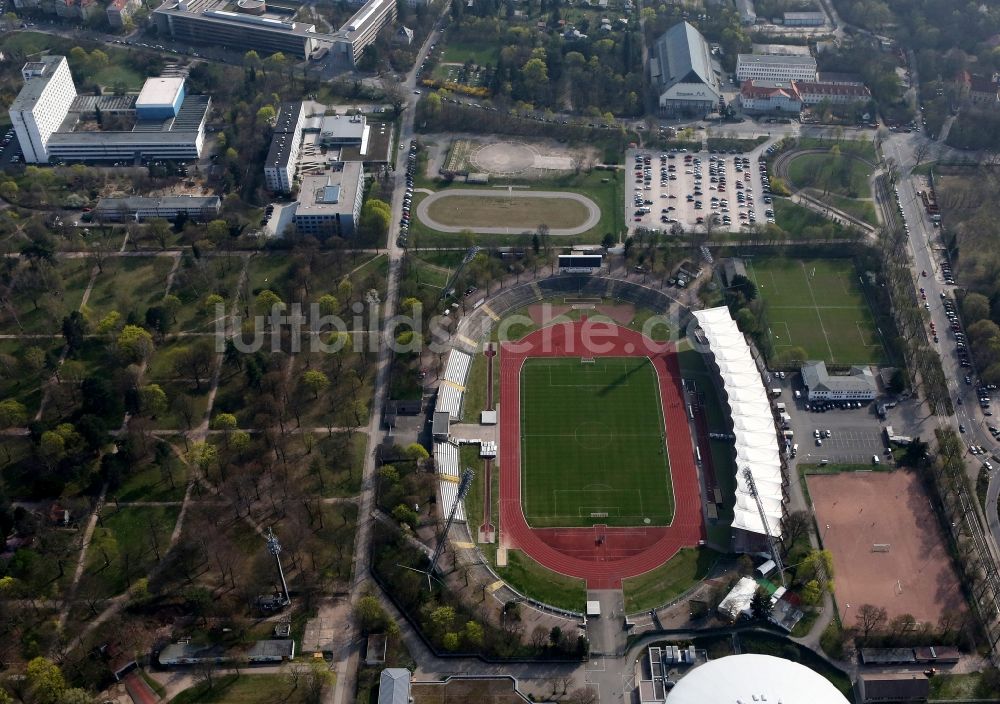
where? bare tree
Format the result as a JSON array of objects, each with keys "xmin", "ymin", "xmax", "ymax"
[{"xmin": 856, "ymin": 603, "xmax": 888, "ymax": 640}]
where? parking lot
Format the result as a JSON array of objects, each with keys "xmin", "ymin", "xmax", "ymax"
[
  {"xmin": 626, "ymin": 148, "xmax": 775, "ymax": 234},
  {"xmin": 773, "ymin": 373, "xmax": 888, "ymax": 465}
]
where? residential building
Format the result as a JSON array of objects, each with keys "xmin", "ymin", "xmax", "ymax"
[
  {"xmin": 10, "ymin": 62, "xmax": 211, "ymax": 164},
  {"xmin": 794, "ymin": 80, "xmax": 871, "ymax": 105},
  {"xmin": 736, "ymin": 53, "xmax": 817, "ymax": 82},
  {"xmin": 378, "ymin": 669, "xmax": 411, "ymax": 704},
  {"xmin": 9, "ymin": 56, "xmax": 77, "ymax": 164},
  {"xmin": 783, "ymin": 10, "xmax": 825, "ymax": 26},
  {"xmin": 329, "ymin": 0, "xmax": 397, "ymax": 66},
  {"xmin": 968, "ymin": 73, "xmax": 999, "ymax": 106},
  {"xmin": 801, "ymin": 360, "xmax": 877, "ymax": 401},
  {"xmin": 738, "ymin": 79, "xmax": 802, "ymax": 113},
  {"xmin": 858, "ymin": 673, "xmax": 929, "ymax": 703},
  {"xmin": 650, "ymin": 22, "xmax": 722, "ymax": 117},
  {"xmin": 107, "ymin": 0, "xmax": 142, "ymax": 28},
  {"xmin": 94, "ymin": 195, "xmax": 222, "ymax": 222},
  {"xmin": 735, "ymin": 0, "xmax": 756, "ymax": 25},
  {"xmin": 264, "ymin": 101, "xmax": 305, "ymax": 194},
  {"xmin": 13, "ymin": 0, "xmax": 101, "ymax": 19},
  {"xmin": 291, "ymin": 162, "xmax": 365, "ymax": 237}
]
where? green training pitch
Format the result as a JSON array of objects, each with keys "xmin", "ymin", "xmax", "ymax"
[
  {"xmin": 519, "ymin": 357, "xmax": 673, "ymax": 528},
  {"xmin": 747, "ymin": 258, "xmax": 886, "ymax": 365}
]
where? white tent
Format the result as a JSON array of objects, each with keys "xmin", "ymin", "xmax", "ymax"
[{"xmin": 694, "ymin": 307, "xmax": 784, "ymax": 539}]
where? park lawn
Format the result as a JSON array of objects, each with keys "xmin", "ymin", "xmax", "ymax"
[
  {"xmin": 770, "ymin": 198, "xmax": 855, "ymax": 239},
  {"xmin": 796, "ymin": 137, "xmax": 877, "ymax": 162},
  {"xmin": 928, "ymin": 672, "xmax": 994, "ymax": 700},
  {"xmin": 0, "ymin": 338, "xmax": 63, "ymax": 418},
  {"xmin": 170, "ymin": 673, "xmax": 322, "ymax": 704},
  {"xmin": 287, "ymin": 350, "xmax": 375, "ymax": 429},
  {"xmin": 0, "ymin": 257, "xmax": 92, "ymax": 335},
  {"xmin": 622, "ymin": 547, "xmax": 722, "ymax": 613},
  {"xmin": 425, "ymin": 192, "xmax": 592, "ymax": 229},
  {"xmin": 115, "ymin": 457, "xmax": 189, "ymax": 503},
  {"xmin": 816, "ymin": 191, "xmax": 878, "ymax": 226},
  {"xmin": 494, "ymin": 549, "xmax": 586, "ymax": 612},
  {"xmin": 1, "ymin": 31, "xmax": 76, "ymax": 55},
  {"xmin": 519, "ymin": 357, "xmax": 673, "ymax": 528},
  {"xmin": 746, "ymin": 257, "xmax": 886, "ymax": 365},
  {"xmin": 786, "ymin": 152, "xmax": 873, "ymax": 198},
  {"xmin": 85, "ymin": 505, "xmax": 179, "ymax": 597},
  {"xmin": 84, "ymin": 256, "xmax": 174, "ymax": 322},
  {"xmin": 410, "ymin": 257, "xmax": 451, "ymax": 291},
  {"xmin": 92, "ymin": 64, "xmax": 144, "ymax": 91},
  {"xmin": 146, "ymin": 336, "xmax": 218, "ymax": 386},
  {"xmin": 306, "ymin": 433, "xmax": 367, "ymax": 498},
  {"xmin": 170, "ymin": 256, "xmax": 246, "ymax": 333},
  {"xmin": 440, "ymin": 39, "xmax": 499, "ymax": 66}
]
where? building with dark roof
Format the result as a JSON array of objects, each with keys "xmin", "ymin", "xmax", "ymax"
[
  {"xmin": 859, "ymin": 673, "xmax": 929, "ymax": 703},
  {"xmin": 795, "ymin": 80, "xmax": 871, "ymax": 105},
  {"xmin": 783, "ymin": 10, "xmax": 825, "ymax": 26},
  {"xmin": 264, "ymin": 102, "xmax": 305, "ymax": 193},
  {"xmin": 649, "ymin": 22, "xmax": 721, "ymax": 117},
  {"xmin": 94, "ymin": 195, "xmax": 222, "ymax": 222}
]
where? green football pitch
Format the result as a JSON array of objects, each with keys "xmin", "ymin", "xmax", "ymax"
[
  {"xmin": 519, "ymin": 357, "xmax": 674, "ymax": 528},
  {"xmin": 747, "ymin": 258, "xmax": 887, "ymax": 365}
]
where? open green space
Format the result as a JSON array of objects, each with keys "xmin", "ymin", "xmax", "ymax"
[
  {"xmin": 622, "ymin": 547, "xmax": 722, "ymax": 613},
  {"xmin": 929, "ymin": 672, "xmax": 1000, "ymax": 701},
  {"xmin": 769, "ymin": 199, "xmax": 858, "ymax": 240},
  {"xmin": 85, "ymin": 505, "xmax": 179, "ymax": 597},
  {"xmin": 85, "ymin": 256, "xmax": 174, "ymax": 322},
  {"xmin": 493, "ymin": 549, "xmax": 586, "ymax": 612},
  {"xmin": 819, "ymin": 192, "xmax": 878, "ymax": 226},
  {"xmin": 170, "ymin": 673, "xmax": 325, "ymax": 704},
  {"xmin": 786, "ymin": 152, "xmax": 873, "ymax": 199},
  {"xmin": 92, "ymin": 64, "xmax": 145, "ymax": 91},
  {"xmin": 440, "ymin": 40, "xmax": 500, "ymax": 66},
  {"xmin": 795, "ymin": 137, "xmax": 877, "ymax": 162},
  {"xmin": 746, "ymin": 257, "xmax": 886, "ymax": 365},
  {"xmin": 519, "ymin": 357, "xmax": 673, "ymax": 528},
  {"xmin": 424, "ymin": 192, "xmax": 592, "ymax": 229}
]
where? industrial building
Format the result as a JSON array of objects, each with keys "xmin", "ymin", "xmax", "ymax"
[
  {"xmin": 801, "ymin": 360, "xmax": 878, "ymax": 401},
  {"xmin": 153, "ymin": 0, "xmax": 396, "ymax": 66},
  {"xmin": 264, "ymin": 101, "xmax": 306, "ymax": 194},
  {"xmin": 650, "ymin": 22, "xmax": 722, "ymax": 117},
  {"xmin": 94, "ymin": 195, "xmax": 222, "ymax": 222},
  {"xmin": 736, "ymin": 53, "xmax": 817, "ymax": 83},
  {"xmin": 8, "ymin": 57, "xmax": 210, "ymax": 163},
  {"xmin": 292, "ymin": 162, "xmax": 365, "ymax": 236}
]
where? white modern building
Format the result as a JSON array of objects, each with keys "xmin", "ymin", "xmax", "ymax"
[
  {"xmin": 693, "ymin": 307, "xmax": 784, "ymax": 544},
  {"xmin": 264, "ymin": 102, "xmax": 305, "ymax": 194},
  {"xmin": 665, "ymin": 655, "xmax": 850, "ymax": 704},
  {"xmin": 292, "ymin": 162, "xmax": 365, "ymax": 237},
  {"xmin": 10, "ymin": 56, "xmax": 77, "ymax": 164},
  {"xmin": 801, "ymin": 360, "xmax": 877, "ymax": 401},
  {"xmin": 736, "ymin": 53, "xmax": 817, "ymax": 83}
]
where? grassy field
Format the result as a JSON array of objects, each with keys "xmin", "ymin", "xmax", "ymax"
[
  {"xmin": 440, "ymin": 39, "xmax": 500, "ymax": 66},
  {"xmin": 171, "ymin": 674, "xmax": 323, "ymax": 704},
  {"xmin": 771, "ymin": 199, "xmax": 857, "ymax": 239},
  {"xmin": 746, "ymin": 257, "xmax": 887, "ymax": 365},
  {"xmin": 519, "ymin": 357, "xmax": 673, "ymax": 528},
  {"xmin": 424, "ymin": 192, "xmax": 592, "ymax": 229},
  {"xmin": 820, "ymin": 192, "xmax": 878, "ymax": 226},
  {"xmin": 92, "ymin": 64, "xmax": 145, "ymax": 91},
  {"xmin": 493, "ymin": 549, "xmax": 586, "ymax": 612},
  {"xmin": 786, "ymin": 152, "xmax": 873, "ymax": 198},
  {"xmin": 622, "ymin": 547, "xmax": 721, "ymax": 612},
  {"xmin": 85, "ymin": 256, "xmax": 174, "ymax": 321}
]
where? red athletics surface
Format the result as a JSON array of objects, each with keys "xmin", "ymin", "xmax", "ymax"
[{"xmin": 499, "ymin": 320, "xmax": 705, "ymax": 589}]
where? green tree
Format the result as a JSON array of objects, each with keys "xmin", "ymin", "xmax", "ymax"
[
  {"xmin": 39, "ymin": 431, "xmax": 66, "ymax": 466},
  {"xmin": 750, "ymin": 587, "xmax": 773, "ymax": 621},
  {"xmin": 463, "ymin": 620, "xmax": 484, "ymax": 648},
  {"xmin": 391, "ymin": 503, "xmax": 418, "ymax": 526},
  {"xmin": 801, "ymin": 579, "xmax": 822, "ymax": 606},
  {"xmin": 255, "ymin": 289, "xmax": 285, "ymax": 315},
  {"xmin": 140, "ymin": 384, "xmax": 168, "ymax": 418},
  {"xmin": 256, "ymin": 105, "xmax": 277, "ymax": 125},
  {"xmin": 25, "ymin": 657, "xmax": 65, "ymax": 704},
  {"xmin": 317, "ymin": 294, "xmax": 340, "ymax": 316},
  {"xmin": 302, "ymin": 370, "xmax": 330, "ymax": 398},
  {"xmin": 442, "ymin": 632, "xmax": 460, "ymax": 651},
  {"xmin": 0, "ymin": 399, "xmax": 27, "ymax": 428},
  {"xmin": 963, "ymin": 292, "xmax": 990, "ymax": 324},
  {"xmin": 355, "ymin": 594, "xmax": 387, "ymax": 632},
  {"xmin": 116, "ymin": 325, "xmax": 154, "ymax": 363},
  {"xmin": 403, "ymin": 442, "xmax": 429, "ymax": 462}
]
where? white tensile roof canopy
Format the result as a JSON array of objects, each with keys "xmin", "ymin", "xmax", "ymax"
[{"xmin": 694, "ymin": 306, "xmax": 783, "ymax": 538}]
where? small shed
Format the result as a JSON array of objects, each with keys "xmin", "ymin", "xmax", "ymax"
[
  {"xmin": 586, "ymin": 601, "xmax": 601, "ymax": 617},
  {"xmin": 756, "ymin": 559, "xmax": 776, "ymax": 578},
  {"xmin": 432, "ymin": 411, "xmax": 451, "ymax": 441},
  {"xmin": 480, "ymin": 410, "xmax": 497, "ymax": 425}
]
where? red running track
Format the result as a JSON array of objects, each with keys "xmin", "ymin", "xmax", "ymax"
[{"xmin": 499, "ymin": 320, "xmax": 705, "ymax": 589}]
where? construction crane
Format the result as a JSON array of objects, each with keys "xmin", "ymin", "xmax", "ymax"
[{"xmin": 742, "ymin": 466, "xmax": 786, "ymax": 587}]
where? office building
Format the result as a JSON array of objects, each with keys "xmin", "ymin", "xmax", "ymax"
[
  {"xmin": 736, "ymin": 53, "xmax": 817, "ymax": 82},
  {"xmin": 264, "ymin": 101, "xmax": 305, "ymax": 194},
  {"xmin": 10, "ymin": 56, "xmax": 78, "ymax": 164},
  {"xmin": 650, "ymin": 22, "xmax": 722, "ymax": 117},
  {"xmin": 153, "ymin": 0, "xmax": 395, "ymax": 66},
  {"xmin": 292, "ymin": 162, "xmax": 365, "ymax": 237},
  {"xmin": 9, "ymin": 60, "xmax": 210, "ymax": 163},
  {"xmin": 94, "ymin": 195, "xmax": 222, "ymax": 222},
  {"xmin": 318, "ymin": 114, "xmax": 368, "ymax": 148},
  {"xmin": 801, "ymin": 360, "xmax": 877, "ymax": 401}
]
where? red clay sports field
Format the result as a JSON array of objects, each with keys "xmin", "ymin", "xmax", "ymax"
[{"xmin": 499, "ymin": 319, "xmax": 705, "ymax": 590}]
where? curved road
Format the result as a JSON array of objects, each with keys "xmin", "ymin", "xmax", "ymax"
[{"xmin": 415, "ymin": 189, "xmax": 601, "ymax": 235}]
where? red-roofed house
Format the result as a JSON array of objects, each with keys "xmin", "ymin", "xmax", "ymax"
[
  {"xmin": 793, "ymin": 80, "xmax": 871, "ymax": 105},
  {"xmin": 738, "ymin": 79, "xmax": 802, "ymax": 114}
]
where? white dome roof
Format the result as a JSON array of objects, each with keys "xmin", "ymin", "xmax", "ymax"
[{"xmin": 666, "ymin": 654, "xmax": 850, "ymax": 704}]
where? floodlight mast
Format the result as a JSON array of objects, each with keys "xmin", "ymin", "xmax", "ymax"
[
  {"xmin": 266, "ymin": 526, "xmax": 291, "ymax": 606},
  {"xmin": 742, "ymin": 466, "xmax": 786, "ymax": 587},
  {"xmin": 427, "ymin": 467, "xmax": 475, "ymax": 578}
]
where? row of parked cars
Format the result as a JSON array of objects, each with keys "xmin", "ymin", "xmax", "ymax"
[{"xmin": 398, "ymin": 142, "xmax": 417, "ymax": 247}]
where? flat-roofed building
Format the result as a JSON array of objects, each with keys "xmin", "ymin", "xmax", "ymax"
[
  {"xmin": 10, "ymin": 56, "xmax": 78, "ymax": 163},
  {"xmin": 752, "ymin": 43, "xmax": 812, "ymax": 56},
  {"xmin": 650, "ymin": 22, "xmax": 722, "ymax": 117},
  {"xmin": 783, "ymin": 10, "xmax": 825, "ymax": 26},
  {"xmin": 292, "ymin": 162, "xmax": 365, "ymax": 237},
  {"xmin": 736, "ymin": 53, "xmax": 817, "ymax": 82},
  {"xmin": 859, "ymin": 673, "xmax": 929, "ymax": 703},
  {"xmin": 801, "ymin": 360, "xmax": 877, "ymax": 401},
  {"xmin": 135, "ymin": 76, "xmax": 187, "ymax": 120},
  {"xmin": 264, "ymin": 101, "xmax": 305, "ymax": 193},
  {"xmin": 94, "ymin": 195, "xmax": 222, "ymax": 222},
  {"xmin": 329, "ymin": 0, "xmax": 397, "ymax": 66}
]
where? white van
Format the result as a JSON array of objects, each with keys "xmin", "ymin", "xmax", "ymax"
[{"xmin": 872, "ymin": 455, "xmax": 880, "ymax": 465}]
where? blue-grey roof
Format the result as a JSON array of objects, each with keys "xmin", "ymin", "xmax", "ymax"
[
  {"xmin": 651, "ymin": 22, "xmax": 720, "ymax": 100},
  {"xmin": 378, "ymin": 669, "xmax": 410, "ymax": 704}
]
